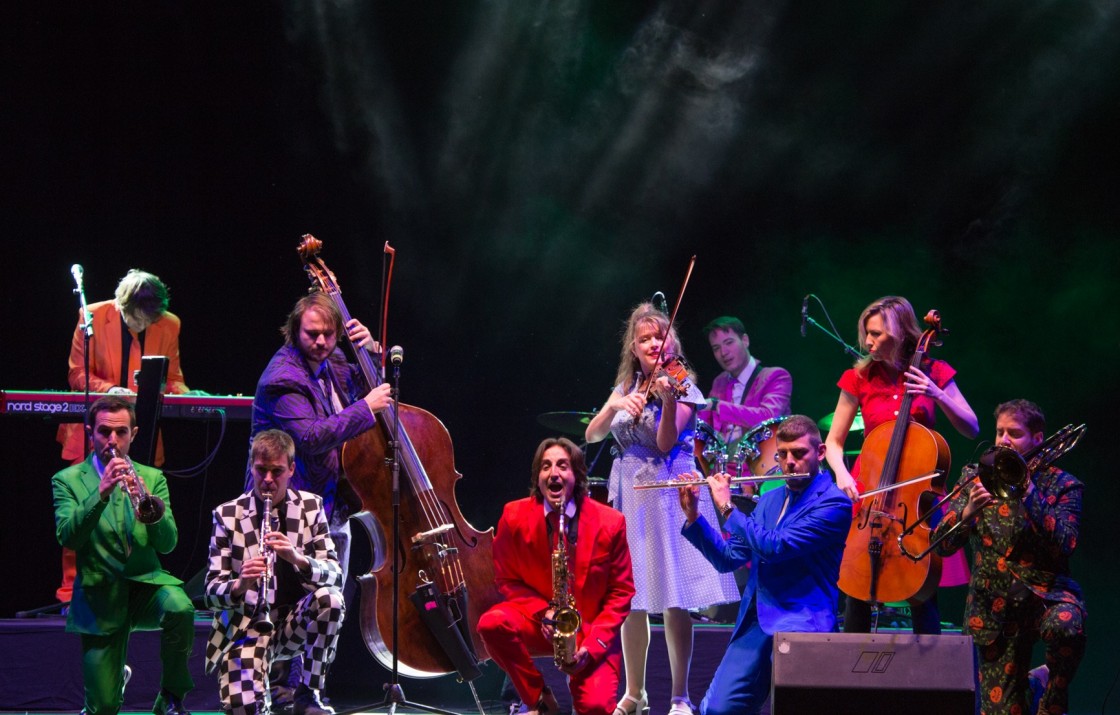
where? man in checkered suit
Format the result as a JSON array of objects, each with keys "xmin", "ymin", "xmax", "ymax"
[{"xmin": 203, "ymin": 430, "xmax": 345, "ymax": 715}]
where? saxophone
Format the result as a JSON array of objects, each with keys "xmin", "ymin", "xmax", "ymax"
[{"xmin": 550, "ymin": 512, "xmax": 582, "ymax": 668}]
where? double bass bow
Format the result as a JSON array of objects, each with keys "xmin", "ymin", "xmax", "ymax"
[
  {"xmin": 837, "ymin": 310, "xmax": 951, "ymax": 608},
  {"xmin": 297, "ymin": 235, "xmax": 499, "ymax": 680}
]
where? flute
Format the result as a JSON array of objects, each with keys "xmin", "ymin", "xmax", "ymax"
[{"xmin": 634, "ymin": 473, "xmax": 811, "ymax": 490}]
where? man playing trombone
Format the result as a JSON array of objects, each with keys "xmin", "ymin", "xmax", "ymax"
[
  {"xmin": 204, "ymin": 430, "xmax": 345, "ymax": 715},
  {"xmin": 52, "ymin": 395, "xmax": 195, "ymax": 715},
  {"xmin": 932, "ymin": 400, "xmax": 1086, "ymax": 715},
  {"xmin": 676, "ymin": 415, "xmax": 852, "ymax": 715}
]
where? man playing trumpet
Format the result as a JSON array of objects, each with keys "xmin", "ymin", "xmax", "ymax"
[
  {"xmin": 676, "ymin": 415, "xmax": 852, "ymax": 715},
  {"xmin": 52, "ymin": 395, "xmax": 195, "ymax": 715},
  {"xmin": 477, "ymin": 438, "xmax": 635, "ymax": 715},
  {"xmin": 932, "ymin": 400, "xmax": 1086, "ymax": 715},
  {"xmin": 203, "ymin": 430, "xmax": 345, "ymax": 715}
]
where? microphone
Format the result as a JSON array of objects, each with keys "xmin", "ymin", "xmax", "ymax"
[
  {"xmin": 72, "ymin": 264, "xmax": 93, "ymax": 338},
  {"xmin": 388, "ymin": 345, "xmax": 404, "ymax": 366},
  {"xmin": 652, "ymin": 291, "xmax": 668, "ymax": 315},
  {"xmin": 800, "ymin": 295, "xmax": 809, "ymax": 337}
]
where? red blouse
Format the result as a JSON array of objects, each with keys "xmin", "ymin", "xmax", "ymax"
[{"xmin": 838, "ymin": 358, "xmax": 957, "ymax": 479}]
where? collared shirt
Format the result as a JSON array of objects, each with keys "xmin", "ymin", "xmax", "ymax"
[
  {"xmin": 730, "ymin": 356, "xmax": 759, "ymax": 406},
  {"xmin": 543, "ymin": 498, "xmax": 579, "ymax": 548}
]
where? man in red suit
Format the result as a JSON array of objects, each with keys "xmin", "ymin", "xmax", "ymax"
[
  {"xmin": 56, "ymin": 269, "xmax": 193, "ymax": 602},
  {"xmin": 478, "ymin": 438, "xmax": 635, "ymax": 715}
]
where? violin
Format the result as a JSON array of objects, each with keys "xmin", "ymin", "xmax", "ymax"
[{"xmin": 639, "ymin": 355, "xmax": 694, "ymax": 401}]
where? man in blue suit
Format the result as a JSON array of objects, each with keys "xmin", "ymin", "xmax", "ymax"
[{"xmin": 678, "ymin": 414, "xmax": 852, "ymax": 715}]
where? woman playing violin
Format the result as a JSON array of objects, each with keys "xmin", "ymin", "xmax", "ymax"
[
  {"xmin": 823, "ymin": 295, "xmax": 979, "ymax": 634},
  {"xmin": 586, "ymin": 303, "xmax": 738, "ymax": 715}
]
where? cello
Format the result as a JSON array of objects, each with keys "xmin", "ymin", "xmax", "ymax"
[
  {"xmin": 837, "ymin": 310, "xmax": 951, "ymax": 607},
  {"xmin": 297, "ymin": 235, "xmax": 500, "ymax": 680}
]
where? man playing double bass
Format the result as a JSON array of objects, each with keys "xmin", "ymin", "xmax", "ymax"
[
  {"xmin": 251, "ymin": 292, "xmax": 392, "ymax": 582},
  {"xmin": 251, "ymin": 293, "xmax": 391, "ymax": 706},
  {"xmin": 933, "ymin": 400, "xmax": 1086, "ymax": 715}
]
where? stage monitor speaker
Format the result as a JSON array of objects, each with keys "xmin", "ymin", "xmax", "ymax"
[{"xmin": 771, "ymin": 632, "xmax": 975, "ymax": 715}]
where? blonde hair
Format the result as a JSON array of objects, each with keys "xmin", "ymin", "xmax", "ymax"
[
  {"xmin": 114, "ymin": 269, "xmax": 170, "ymax": 320},
  {"xmin": 855, "ymin": 295, "xmax": 921, "ymax": 372},
  {"xmin": 612, "ymin": 302, "xmax": 696, "ymax": 392}
]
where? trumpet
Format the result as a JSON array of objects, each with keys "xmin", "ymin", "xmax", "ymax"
[
  {"xmin": 106, "ymin": 446, "xmax": 165, "ymax": 524},
  {"xmin": 634, "ymin": 472, "xmax": 811, "ymax": 490},
  {"xmin": 252, "ymin": 495, "xmax": 276, "ymax": 634}
]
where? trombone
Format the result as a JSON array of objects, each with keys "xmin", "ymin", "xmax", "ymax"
[{"xmin": 898, "ymin": 423, "xmax": 1086, "ymax": 561}]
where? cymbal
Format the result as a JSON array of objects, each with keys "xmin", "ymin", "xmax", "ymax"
[
  {"xmin": 818, "ymin": 409, "xmax": 865, "ymax": 433},
  {"xmin": 537, "ymin": 411, "xmax": 597, "ymax": 437}
]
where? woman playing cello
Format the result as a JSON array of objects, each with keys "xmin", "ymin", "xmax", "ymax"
[
  {"xmin": 585, "ymin": 303, "xmax": 738, "ymax": 715},
  {"xmin": 823, "ymin": 296, "xmax": 979, "ymax": 634}
]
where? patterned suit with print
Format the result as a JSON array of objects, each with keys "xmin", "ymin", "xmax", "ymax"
[
  {"xmin": 934, "ymin": 465, "xmax": 1086, "ymax": 715},
  {"xmin": 203, "ymin": 488, "xmax": 345, "ymax": 714}
]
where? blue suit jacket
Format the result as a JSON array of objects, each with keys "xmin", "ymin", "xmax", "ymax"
[{"xmin": 682, "ymin": 471, "xmax": 852, "ymax": 635}]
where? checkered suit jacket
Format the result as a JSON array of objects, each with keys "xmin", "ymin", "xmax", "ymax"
[{"xmin": 202, "ymin": 488, "xmax": 342, "ymax": 673}]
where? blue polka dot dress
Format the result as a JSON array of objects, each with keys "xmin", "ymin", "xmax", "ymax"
[{"xmin": 606, "ymin": 382, "xmax": 739, "ymax": 613}]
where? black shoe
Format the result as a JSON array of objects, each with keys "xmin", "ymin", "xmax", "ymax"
[
  {"xmin": 155, "ymin": 689, "xmax": 191, "ymax": 715},
  {"xmin": 291, "ymin": 686, "xmax": 334, "ymax": 715}
]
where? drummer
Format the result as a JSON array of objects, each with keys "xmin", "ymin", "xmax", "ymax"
[{"xmin": 697, "ymin": 316, "xmax": 792, "ymax": 458}]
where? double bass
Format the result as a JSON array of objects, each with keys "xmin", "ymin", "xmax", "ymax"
[
  {"xmin": 837, "ymin": 310, "xmax": 951, "ymax": 607},
  {"xmin": 298, "ymin": 236, "xmax": 500, "ymax": 680}
]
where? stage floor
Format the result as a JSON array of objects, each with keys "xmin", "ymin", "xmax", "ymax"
[{"xmin": 0, "ymin": 616, "xmax": 736, "ymax": 715}]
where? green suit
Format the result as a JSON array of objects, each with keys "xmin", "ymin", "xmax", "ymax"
[{"xmin": 53, "ymin": 455, "xmax": 195, "ymax": 715}]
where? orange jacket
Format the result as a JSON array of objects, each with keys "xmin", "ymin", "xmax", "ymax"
[{"xmin": 57, "ymin": 300, "xmax": 189, "ymax": 463}]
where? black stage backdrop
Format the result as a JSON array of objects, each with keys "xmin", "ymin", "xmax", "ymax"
[{"xmin": 3, "ymin": 4, "xmax": 1118, "ymax": 712}]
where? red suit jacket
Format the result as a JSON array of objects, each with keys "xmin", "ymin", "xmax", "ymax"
[
  {"xmin": 492, "ymin": 496, "xmax": 635, "ymax": 666},
  {"xmin": 57, "ymin": 300, "xmax": 189, "ymax": 462}
]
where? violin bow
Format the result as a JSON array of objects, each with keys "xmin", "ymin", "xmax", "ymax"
[{"xmin": 644, "ymin": 255, "xmax": 697, "ymax": 397}]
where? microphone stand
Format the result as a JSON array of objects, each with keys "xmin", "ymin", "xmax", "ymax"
[
  {"xmin": 72, "ymin": 268, "xmax": 94, "ymax": 457},
  {"xmin": 336, "ymin": 354, "xmax": 462, "ymax": 715},
  {"xmin": 802, "ymin": 295, "xmax": 864, "ymax": 360}
]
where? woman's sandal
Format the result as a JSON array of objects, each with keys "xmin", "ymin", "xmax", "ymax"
[
  {"xmin": 612, "ymin": 691, "xmax": 650, "ymax": 715},
  {"xmin": 667, "ymin": 699, "xmax": 695, "ymax": 715}
]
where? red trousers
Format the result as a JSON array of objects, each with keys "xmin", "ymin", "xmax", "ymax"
[{"xmin": 478, "ymin": 602, "xmax": 620, "ymax": 715}]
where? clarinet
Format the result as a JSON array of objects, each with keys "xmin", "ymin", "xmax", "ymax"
[{"xmin": 252, "ymin": 495, "xmax": 275, "ymax": 634}]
